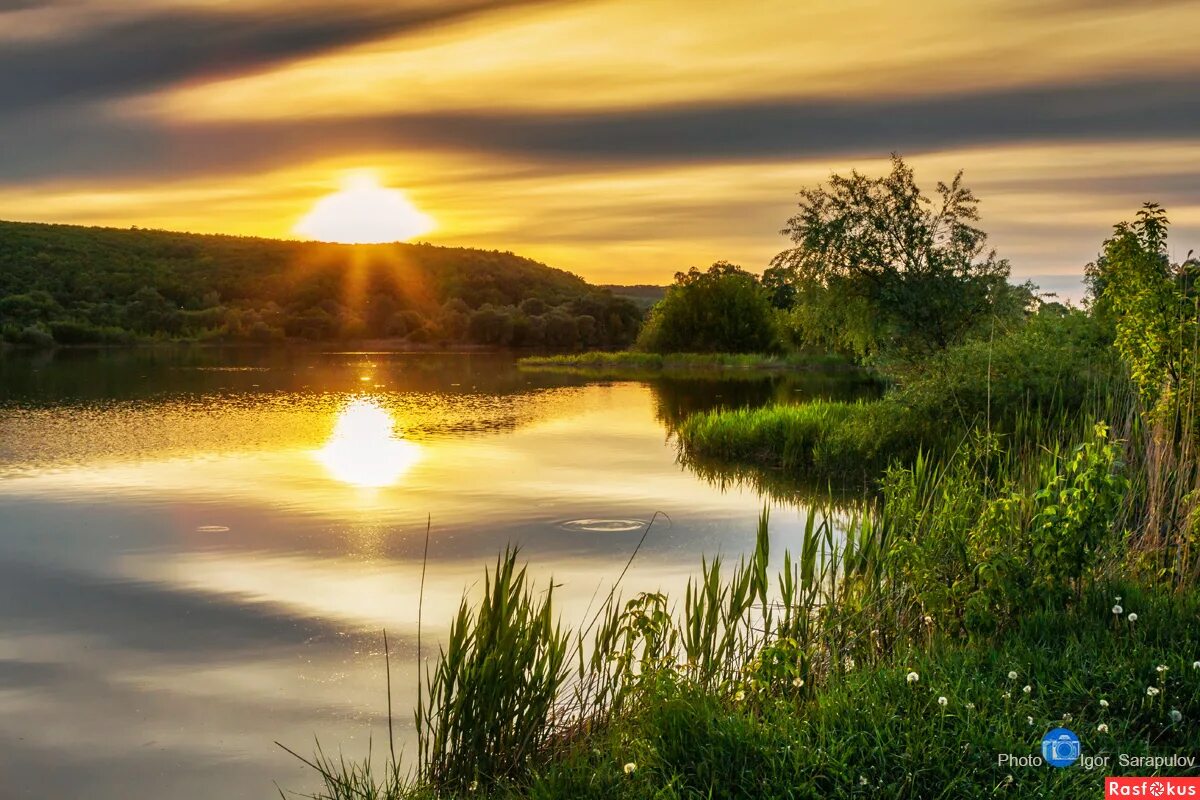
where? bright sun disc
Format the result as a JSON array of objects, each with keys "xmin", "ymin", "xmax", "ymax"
[{"xmin": 294, "ymin": 172, "xmax": 435, "ymax": 244}]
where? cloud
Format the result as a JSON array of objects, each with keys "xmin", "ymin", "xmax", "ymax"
[
  {"xmin": 2, "ymin": 73, "xmax": 1198, "ymax": 185},
  {"xmin": 0, "ymin": 0, "xmax": 1196, "ymax": 288},
  {"xmin": 0, "ymin": 0, "xmax": 541, "ymax": 112}
]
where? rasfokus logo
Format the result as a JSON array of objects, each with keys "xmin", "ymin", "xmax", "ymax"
[{"xmin": 1106, "ymin": 777, "xmax": 1200, "ymax": 798}]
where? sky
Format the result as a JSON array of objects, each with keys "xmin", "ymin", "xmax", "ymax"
[{"xmin": 1, "ymin": 0, "xmax": 1198, "ymax": 294}]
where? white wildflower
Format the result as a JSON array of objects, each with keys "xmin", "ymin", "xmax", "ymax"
[
  {"xmin": 1097, "ymin": 723, "xmax": 1109, "ymax": 734},
  {"xmin": 906, "ymin": 671, "xmax": 919, "ymax": 684},
  {"xmin": 792, "ymin": 677, "xmax": 804, "ymax": 688},
  {"xmin": 966, "ymin": 702, "xmax": 976, "ymax": 710},
  {"xmin": 1100, "ymin": 699, "xmax": 1109, "ymax": 708},
  {"xmin": 1128, "ymin": 613, "xmax": 1138, "ymax": 623},
  {"xmin": 1023, "ymin": 685, "xmax": 1032, "ymax": 695},
  {"xmin": 1147, "ymin": 686, "xmax": 1160, "ymax": 697},
  {"xmin": 1003, "ymin": 691, "xmax": 1012, "ymax": 700},
  {"xmin": 859, "ymin": 776, "xmax": 868, "ymax": 786},
  {"xmin": 1007, "ymin": 670, "xmax": 1018, "ymax": 680},
  {"xmin": 938, "ymin": 696, "xmax": 948, "ymax": 707},
  {"xmin": 1113, "ymin": 605, "xmax": 1124, "ymax": 615},
  {"xmin": 1157, "ymin": 664, "xmax": 1169, "ymax": 674},
  {"xmin": 1027, "ymin": 716, "xmax": 1034, "ymax": 726}
]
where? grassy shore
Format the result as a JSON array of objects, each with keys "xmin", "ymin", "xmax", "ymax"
[
  {"xmin": 506, "ymin": 586, "xmax": 1200, "ymax": 799},
  {"xmin": 676, "ymin": 399, "xmax": 917, "ymax": 483},
  {"xmin": 518, "ymin": 351, "xmax": 854, "ymax": 374},
  {"xmin": 287, "ymin": 532, "xmax": 1200, "ymax": 800}
]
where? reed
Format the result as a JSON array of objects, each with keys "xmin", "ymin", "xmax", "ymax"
[{"xmin": 416, "ymin": 548, "xmax": 569, "ymax": 793}]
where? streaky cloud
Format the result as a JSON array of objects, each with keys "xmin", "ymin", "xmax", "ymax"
[{"xmin": 1, "ymin": 73, "xmax": 1197, "ymax": 183}]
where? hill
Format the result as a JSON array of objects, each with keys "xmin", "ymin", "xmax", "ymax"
[
  {"xmin": 0, "ymin": 221, "xmax": 643, "ymax": 347},
  {"xmin": 599, "ymin": 283, "xmax": 667, "ymax": 310}
]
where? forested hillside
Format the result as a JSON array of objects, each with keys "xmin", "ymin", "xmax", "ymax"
[{"xmin": 0, "ymin": 221, "xmax": 642, "ymax": 347}]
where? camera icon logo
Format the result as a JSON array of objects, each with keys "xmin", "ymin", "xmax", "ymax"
[{"xmin": 1041, "ymin": 727, "xmax": 1081, "ymax": 768}]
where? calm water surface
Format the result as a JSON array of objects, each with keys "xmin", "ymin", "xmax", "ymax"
[{"xmin": 0, "ymin": 348, "xmax": 874, "ymax": 799}]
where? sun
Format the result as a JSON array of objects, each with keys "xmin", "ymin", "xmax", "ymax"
[{"xmin": 294, "ymin": 171, "xmax": 435, "ymax": 244}]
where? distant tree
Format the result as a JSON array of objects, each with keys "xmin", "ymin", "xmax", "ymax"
[
  {"xmin": 774, "ymin": 154, "xmax": 1013, "ymax": 358},
  {"xmin": 761, "ymin": 261, "xmax": 799, "ymax": 310},
  {"xmin": 519, "ymin": 297, "xmax": 547, "ymax": 316},
  {"xmin": 542, "ymin": 312, "xmax": 580, "ymax": 349},
  {"xmin": 636, "ymin": 261, "xmax": 779, "ymax": 354},
  {"xmin": 468, "ymin": 304, "xmax": 515, "ymax": 345}
]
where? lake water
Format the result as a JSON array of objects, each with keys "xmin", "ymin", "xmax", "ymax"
[{"xmin": 0, "ymin": 348, "xmax": 875, "ymax": 799}]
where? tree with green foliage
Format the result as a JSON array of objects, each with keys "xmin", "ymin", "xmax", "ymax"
[
  {"xmin": 1087, "ymin": 203, "xmax": 1199, "ymax": 427},
  {"xmin": 636, "ymin": 261, "xmax": 779, "ymax": 354},
  {"xmin": 773, "ymin": 155, "xmax": 1017, "ymax": 359}
]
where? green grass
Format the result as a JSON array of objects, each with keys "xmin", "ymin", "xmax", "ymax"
[
  {"xmin": 677, "ymin": 398, "xmax": 920, "ymax": 484},
  {"xmin": 518, "ymin": 351, "xmax": 854, "ymax": 374},
  {"xmin": 515, "ymin": 585, "xmax": 1200, "ymax": 799},
  {"xmin": 282, "ymin": 548, "xmax": 1200, "ymax": 800}
]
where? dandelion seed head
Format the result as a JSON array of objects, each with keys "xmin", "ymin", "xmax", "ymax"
[
  {"xmin": 1097, "ymin": 723, "xmax": 1109, "ymax": 734},
  {"xmin": 1128, "ymin": 613, "xmax": 1138, "ymax": 623},
  {"xmin": 937, "ymin": 696, "xmax": 948, "ymax": 707},
  {"xmin": 623, "ymin": 762, "xmax": 637, "ymax": 775},
  {"xmin": 906, "ymin": 671, "xmax": 919, "ymax": 684},
  {"xmin": 1170, "ymin": 709, "xmax": 1183, "ymax": 723}
]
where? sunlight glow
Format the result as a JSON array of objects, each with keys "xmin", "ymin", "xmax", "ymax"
[
  {"xmin": 294, "ymin": 172, "xmax": 435, "ymax": 244},
  {"xmin": 314, "ymin": 398, "xmax": 421, "ymax": 488}
]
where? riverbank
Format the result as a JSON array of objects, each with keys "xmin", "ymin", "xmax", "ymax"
[
  {"xmin": 500, "ymin": 585, "xmax": 1200, "ymax": 799},
  {"xmin": 290, "ymin": 541, "xmax": 1200, "ymax": 800},
  {"xmin": 518, "ymin": 351, "xmax": 856, "ymax": 374}
]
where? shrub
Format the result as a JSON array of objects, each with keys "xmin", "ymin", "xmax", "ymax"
[{"xmin": 637, "ymin": 262, "xmax": 780, "ymax": 354}]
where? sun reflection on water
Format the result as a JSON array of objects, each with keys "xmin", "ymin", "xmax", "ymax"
[{"xmin": 314, "ymin": 398, "xmax": 421, "ymax": 488}]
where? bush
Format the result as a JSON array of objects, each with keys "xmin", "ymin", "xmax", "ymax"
[
  {"xmin": 48, "ymin": 320, "xmax": 131, "ymax": 344},
  {"xmin": 10, "ymin": 324, "xmax": 55, "ymax": 348},
  {"xmin": 637, "ymin": 262, "xmax": 780, "ymax": 354}
]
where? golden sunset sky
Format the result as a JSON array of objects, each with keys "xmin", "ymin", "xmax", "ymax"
[{"xmin": 1, "ymin": 0, "xmax": 1198, "ymax": 293}]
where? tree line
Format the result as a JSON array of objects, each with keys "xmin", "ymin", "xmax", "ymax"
[{"xmin": 0, "ymin": 223, "xmax": 643, "ymax": 348}]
